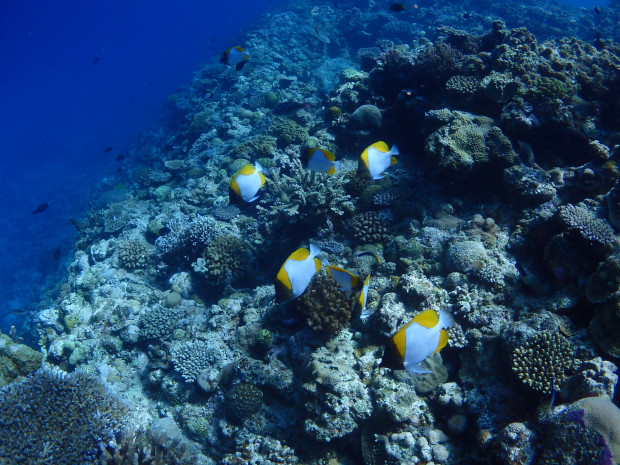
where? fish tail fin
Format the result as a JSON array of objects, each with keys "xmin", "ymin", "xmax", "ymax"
[
  {"xmin": 438, "ymin": 308, "xmax": 455, "ymax": 328},
  {"xmin": 390, "ymin": 144, "xmax": 399, "ymax": 156},
  {"xmin": 309, "ymin": 243, "xmax": 322, "ymax": 258},
  {"xmin": 255, "ymin": 161, "xmax": 264, "ymax": 172}
]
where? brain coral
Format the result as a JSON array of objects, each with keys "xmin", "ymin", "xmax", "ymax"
[
  {"xmin": 226, "ymin": 382, "xmax": 264, "ymax": 422},
  {"xmin": 511, "ymin": 331, "xmax": 576, "ymax": 394},
  {"xmin": 0, "ymin": 368, "xmax": 127, "ymax": 463},
  {"xmin": 350, "ymin": 104, "xmax": 382, "ymax": 129},
  {"xmin": 424, "ymin": 110, "xmax": 519, "ymax": 176}
]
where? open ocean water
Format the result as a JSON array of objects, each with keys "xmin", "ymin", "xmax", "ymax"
[
  {"xmin": 1, "ymin": 0, "xmax": 619, "ymax": 463},
  {"xmin": 0, "ymin": 0, "xmax": 286, "ymax": 337}
]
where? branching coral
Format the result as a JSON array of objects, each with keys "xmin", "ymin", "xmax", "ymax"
[
  {"xmin": 0, "ymin": 368, "xmax": 128, "ymax": 464},
  {"xmin": 511, "ymin": 330, "xmax": 576, "ymax": 394}
]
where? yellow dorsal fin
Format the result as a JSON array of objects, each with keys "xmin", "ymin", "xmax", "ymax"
[
  {"xmin": 233, "ymin": 46, "xmax": 245, "ymax": 52},
  {"xmin": 321, "ymin": 149, "xmax": 335, "ymax": 161},
  {"xmin": 237, "ymin": 164, "xmax": 255, "ymax": 176},
  {"xmin": 259, "ymin": 172, "xmax": 266, "ymax": 186},
  {"xmin": 390, "ymin": 156, "xmax": 398, "ymax": 166},
  {"xmin": 372, "ymin": 141, "xmax": 390, "ymax": 153},
  {"xmin": 313, "ymin": 257, "xmax": 322, "ymax": 272},
  {"xmin": 288, "ymin": 247, "xmax": 310, "ymax": 262},
  {"xmin": 413, "ymin": 309, "xmax": 439, "ymax": 329},
  {"xmin": 433, "ymin": 329, "xmax": 450, "ymax": 354}
]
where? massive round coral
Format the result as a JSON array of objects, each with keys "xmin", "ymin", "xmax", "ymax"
[{"xmin": 295, "ymin": 272, "xmax": 355, "ymax": 335}]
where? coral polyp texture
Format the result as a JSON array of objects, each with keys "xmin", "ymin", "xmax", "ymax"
[
  {"xmin": 0, "ymin": 368, "xmax": 128, "ymax": 464},
  {"xmin": 511, "ymin": 330, "xmax": 576, "ymax": 394},
  {"xmin": 23, "ymin": 1, "xmax": 620, "ymax": 464}
]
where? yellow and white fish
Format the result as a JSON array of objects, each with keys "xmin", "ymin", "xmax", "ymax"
[
  {"xmin": 229, "ymin": 161, "xmax": 265, "ymax": 203},
  {"xmin": 381, "ymin": 309, "xmax": 454, "ymax": 374},
  {"xmin": 326, "ymin": 264, "xmax": 360, "ymax": 297},
  {"xmin": 358, "ymin": 141, "xmax": 399, "ymax": 179},
  {"xmin": 220, "ymin": 46, "xmax": 249, "ymax": 71},
  {"xmin": 356, "ymin": 273, "xmax": 373, "ymax": 319},
  {"xmin": 276, "ymin": 244, "xmax": 322, "ymax": 302},
  {"xmin": 308, "ymin": 148, "xmax": 341, "ymax": 174}
]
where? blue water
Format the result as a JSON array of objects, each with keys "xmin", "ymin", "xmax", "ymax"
[
  {"xmin": 0, "ymin": 0, "xmax": 285, "ymax": 335},
  {"xmin": 0, "ymin": 0, "xmax": 608, "ymax": 336}
]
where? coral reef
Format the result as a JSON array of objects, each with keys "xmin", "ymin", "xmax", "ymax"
[
  {"xmin": 0, "ymin": 368, "xmax": 128, "ymax": 463},
  {"xmin": 511, "ymin": 330, "xmax": 576, "ymax": 394},
  {"xmin": 26, "ymin": 3, "xmax": 620, "ymax": 464},
  {"xmin": 294, "ymin": 272, "xmax": 354, "ymax": 334}
]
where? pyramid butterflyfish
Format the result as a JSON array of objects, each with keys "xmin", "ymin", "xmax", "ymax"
[
  {"xmin": 275, "ymin": 244, "xmax": 322, "ymax": 302},
  {"xmin": 358, "ymin": 141, "xmax": 398, "ymax": 180},
  {"xmin": 220, "ymin": 46, "xmax": 249, "ymax": 71},
  {"xmin": 308, "ymin": 148, "xmax": 340, "ymax": 174},
  {"xmin": 229, "ymin": 161, "xmax": 265, "ymax": 203},
  {"xmin": 381, "ymin": 309, "xmax": 454, "ymax": 375}
]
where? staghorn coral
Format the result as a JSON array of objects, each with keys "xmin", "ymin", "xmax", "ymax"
[
  {"xmin": 295, "ymin": 272, "xmax": 354, "ymax": 335},
  {"xmin": 348, "ymin": 211, "xmax": 390, "ymax": 244},
  {"xmin": 170, "ymin": 339, "xmax": 230, "ymax": 384},
  {"xmin": 0, "ymin": 367, "xmax": 128, "ymax": 464},
  {"xmin": 170, "ymin": 340, "xmax": 213, "ymax": 383},
  {"xmin": 118, "ymin": 240, "xmax": 152, "ymax": 270},
  {"xmin": 511, "ymin": 330, "xmax": 576, "ymax": 394},
  {"xmin": 558, "ymin": 204, "xmax": 617, "ymax": 249},
  {"xmin": 256, "ymin": 156, "xmax": 353, "ymax": 225},
  {"xmin": 155, "ymin": 215, "xmax": 224, "ymax": 260}
]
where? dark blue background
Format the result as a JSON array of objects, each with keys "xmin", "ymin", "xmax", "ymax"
[{"xmin": 0, "ymin": 0, "xmax": 283, "ymax": 333}]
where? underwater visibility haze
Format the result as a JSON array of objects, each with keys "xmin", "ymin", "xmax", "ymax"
[{"xmin": 1, "ymin": 0, "xmax": 620, "ymax": 464}]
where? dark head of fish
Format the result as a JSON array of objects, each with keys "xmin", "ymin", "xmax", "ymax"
[{"xmin": 389, "ymin": 3, "xmax": 406, "ymax": 12}]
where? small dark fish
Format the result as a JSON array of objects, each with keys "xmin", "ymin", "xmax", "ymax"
[
  {"xmin": 273, "ymin": 102, "xmax": 311, "ymax": 115},
  {"xmin": 53, "ymin": 246, "xmax": 61, "ymax": 261},
  {"xmin": 32, "ymin": 203, "xmax": 49, "ymax": 215},
  {"xmin": 203, "ymin": 90, "xmax": 213, "ymax": 99},
  {"xmin": 92, "ymin": 56, "xmax": 101, "ymax": 65},
  {"xmin": 116, "ymin": 153, "xmax": 125, "ymax": 161},
  {"xmin": 389, "ymin": 3, "xmax": 406, "ymax": 12},
  {"xmin": 594, "ymin": 6, "xmax": 601, "ymax": 14},
  {"xmin": 105, "ymin": 146, "xmax": 113, "ymax": 153},
  {"xmin": 463, "ymin": 12, "xmax": 471, "ymax": 19}
]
